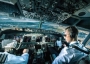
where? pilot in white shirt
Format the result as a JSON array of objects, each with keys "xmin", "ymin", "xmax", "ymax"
[
  {"xmin": 55, "ymin": 37, "xmax": 62, "ymax": 47},
  {"xmin": 52, "ymin": 26, "xmax": 88, "ymax": 64},
  {"xmin": 0, "ymin": 39, "xmax": 29, "ymax": 64}
]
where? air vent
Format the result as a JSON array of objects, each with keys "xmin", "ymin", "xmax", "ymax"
[
  {"xmin": 78, "ymin": 12, "xmax": 86, "ymax": 16},
  {"xmin": 62, "ymin": 17, "xmax": 80, "ymax": 25}
]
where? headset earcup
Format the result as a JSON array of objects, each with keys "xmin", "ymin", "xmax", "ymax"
[{"xmin": 70, "ymin": 33, "xmax": 75, "ymax": 38}]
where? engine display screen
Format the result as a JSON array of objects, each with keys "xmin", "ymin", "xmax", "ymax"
[{"xmin": 23, "ymin": 36, "xmax": 31, "ymax": 42}]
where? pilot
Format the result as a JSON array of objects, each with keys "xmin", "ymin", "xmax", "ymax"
[
  {"xmin": 0, "ymin": 39, "xmax": 29, "ymax": 64},
  {"xmin": 55, "ymin": 37, "xmax": 62, "ymax": 47},
  {"xmin": 55, "ymin": 37, "xmax": 62, "ymax": 52},
  {"xmin": 52, "ymin": 26, "xmax": 87, "ymax": 64}
]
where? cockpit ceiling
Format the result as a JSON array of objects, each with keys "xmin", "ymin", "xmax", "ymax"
[
  {"xmin": 0, "ymin": 0, "xmax": 90, "ymax": 30},
  {"xmin": 0, "ymin": 0, "xmax": 90, "ymax": 20}
]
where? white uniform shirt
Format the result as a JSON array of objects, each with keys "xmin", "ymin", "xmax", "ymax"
[
  {"xmin": 52, "ymin": 41, "xmax": 87, "ymax": 64},
  {"xmin": 56, "ymin": 40, "xmax": 62, "ymax": 47},
  {"xmin": 2, "ymin": 52, "xmax": 29, "ymax": 64}
]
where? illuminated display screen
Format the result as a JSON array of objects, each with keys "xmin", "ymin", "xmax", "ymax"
[
  {"xmin": 23, "ymin": 36, "xmax": 31, "ymax": 42},
  {"xmin": 14, "ymin": 35, "xmax": 22, "ymax": 42},
  {"xmin": 36, "ymin": 36, "xmax": 42, "ymax": 42},
  {"xmin": 45, "ymin": 37, "xmax": 50, "ymax": 42}
]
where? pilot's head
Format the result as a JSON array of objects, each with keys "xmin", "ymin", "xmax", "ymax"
[{"xmin": 64, "ymin": 26, "xmax": 78, "ymax": 43}]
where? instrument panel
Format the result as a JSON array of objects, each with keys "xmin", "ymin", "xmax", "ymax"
[{"xmin": 1, "ymin": 31, "xmax": 62, "ymax": 51}]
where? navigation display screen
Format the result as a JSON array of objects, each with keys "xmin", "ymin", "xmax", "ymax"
[
  {"xmin": 36, "ymin": 36, "xmax": 42, "ymax": 42},
  {"xmin": 23, "ymin": 36, "xmax": 31, "ymax": 42}
]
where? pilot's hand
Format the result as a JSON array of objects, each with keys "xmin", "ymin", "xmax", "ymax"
[
  {"xmin": 23, "ymin": 49, "xmax": 29, "ymax": 53},
  {"xmin": 63, "ymin": 44, "xmax": 66, "ymax": 47}
]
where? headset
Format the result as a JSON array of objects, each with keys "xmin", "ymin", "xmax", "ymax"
[{"xmin": 69, "ymin": 26, "xmax": 78, "ymax": 38}]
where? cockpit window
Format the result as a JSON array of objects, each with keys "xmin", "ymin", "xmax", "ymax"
[
  {"xmin": 85, "ymin": 38, "xmax": 90, "ymax": 49},
  {"xmin": 77, "ymin": 31, "xmax": 89, "ymax": 44}
]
